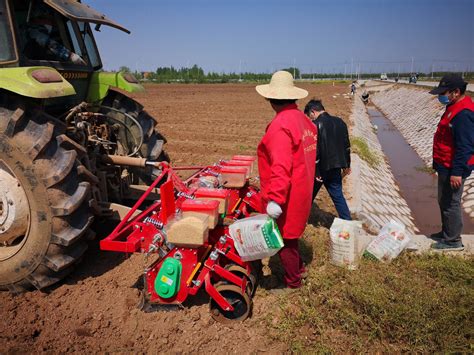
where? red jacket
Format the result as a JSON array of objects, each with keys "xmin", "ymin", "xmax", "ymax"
[
  {"xmin": 257, "ymin": 104, "xmax": 317, "ymax": 239},
  {"xmin": 433, "ymin": 96, "xmax": 474, "ymax": 168}
]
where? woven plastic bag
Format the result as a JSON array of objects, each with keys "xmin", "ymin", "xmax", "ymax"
[
  {"xmin": 229, "ymin": 214, "xmax": 284, "ymax": 261},
  {"xmin": 364, "ymin": 220, "xmax": 411, "ymax": 262},
  {"xmin": 329, "ymin": 218, "xmax": 363, "ymax": 270}
]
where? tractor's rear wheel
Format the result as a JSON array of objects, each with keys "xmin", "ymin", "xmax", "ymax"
[
  {"xmin": 0, "ymin": 100, "xmax": 93, "ymax": 291},
  {"xmin": 101, "ymin": 90, "xmax": 169, "ymax": 183}
]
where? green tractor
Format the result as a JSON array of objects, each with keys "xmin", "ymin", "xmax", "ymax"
[{"xmin": 0, "ymin": 0, "xmax": 168, "ymax": 291}]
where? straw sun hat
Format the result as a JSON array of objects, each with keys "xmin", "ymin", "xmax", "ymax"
[{"xmin": 256, "ymin": 71, "xmax": 308, "ymax": 100}]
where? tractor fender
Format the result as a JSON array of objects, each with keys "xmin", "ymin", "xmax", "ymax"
[
  {"xmin": 0, "ymin": 67, "xmax": 75, "ymax": 98},
  {"xmin": 87, "ymin": 71, "xmax": 144, "ymax": 103}
]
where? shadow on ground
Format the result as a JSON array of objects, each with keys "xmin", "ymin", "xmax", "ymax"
[
  {"xmin": 42, "ymin": 219, "xmax": 129, "ymax": 294},
  {"xmin": 260, "ymin": 237, "xmax": 315, "ymax": 289},
  {"xmin": 308, "ymin": 203, "xmax": 337, "ymax": 229}
]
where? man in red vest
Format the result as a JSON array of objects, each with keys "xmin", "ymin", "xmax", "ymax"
[
  {"xmin": 256, "ymin": 71, "xmax": 317, "ymax": 289},
  {"xmin": 429, "ymin": 74, "xmax": 474, "ymax": 251}
]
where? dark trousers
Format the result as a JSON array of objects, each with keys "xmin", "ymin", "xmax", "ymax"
[
  {"xmin": 312, "ymin": 168, "xmax": 351, "ymax": 220},
  {"xmin": 279, "ymin": 239, "xmax": 304, "ymax": 288},
  {"xmin": 438, "ymin": 173, "xmax": 465, "ymax": 245}
]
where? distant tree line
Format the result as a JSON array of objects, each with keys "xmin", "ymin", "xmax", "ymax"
[
  {"xmin": 118, "ymin": 65, "xmax": 301, "ymax": 83},
  {"xmin": 117, "ymin": 65, "xmax": 473, "ymax": 83}
]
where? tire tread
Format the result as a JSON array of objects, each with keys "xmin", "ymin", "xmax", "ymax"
[{"xmin": 0, "ymin": 98, "xmax": 94, "ymax": 291}]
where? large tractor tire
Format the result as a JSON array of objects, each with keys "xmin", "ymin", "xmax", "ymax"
[
  {"xmin": 101, "ymin": 90, "xmax": 169, "ymax": 168},
  {"xmin": 0, "ymin": 98, "xmax": 93, "ymax": 292}
]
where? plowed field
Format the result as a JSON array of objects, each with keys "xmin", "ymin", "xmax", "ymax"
[{"xmin": 1, "ymin": 82, "xmax": 351, "ymax": 353}]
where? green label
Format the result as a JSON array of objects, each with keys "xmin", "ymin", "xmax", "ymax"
[
  {"xmin": 261, "ymin": 219, "xmax": 284, "ymax": 249},
  {"xmin": 362, "ymin": 250, "xmax": 379, "ymax": 262}
]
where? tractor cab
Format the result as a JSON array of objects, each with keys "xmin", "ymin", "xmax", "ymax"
[
  {"xmin": 8, "ymin": 0, "xmax": 129, "ymax": 67},
  {"xmin": 1, "ymin": 0, "xmax": 137, "ymax": 110}
]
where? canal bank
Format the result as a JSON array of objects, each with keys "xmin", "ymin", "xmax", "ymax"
[
  {"xmin": 346, "ymin": 83, "xmax": 473, "ymax": 253},
  {"xmin": 346, "ymin": 96, "xmax": 417, "ymax": 234},
  {"xmin": 367, "ymin": 107, "xmax": 474, "ymax": 235},
  {"xmin": 371, "ymin": 86, "xmax": 474, "ymax": 220}
]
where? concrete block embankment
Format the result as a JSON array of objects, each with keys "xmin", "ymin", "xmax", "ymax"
[
  {"xmin": 371, "ymin": 87, "xmax": 474, "ymax": 219},
  {"xmin": 347, "ymin": 97, "xmax": 417, "ymax": 234}
]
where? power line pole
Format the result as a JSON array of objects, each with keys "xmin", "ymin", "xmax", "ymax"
[
  {"xmin": 350, "ymin": 58, "xmax": 353, "ymax": 80},
  {"xmin": 293, "ymin": 58, "xmax": 296, "ymax": 79},
  {"xmin": 411, "ymin": 57, "xmax": 414, "ymax": 74}
]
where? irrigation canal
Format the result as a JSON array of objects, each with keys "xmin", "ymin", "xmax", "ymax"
[{"xmin": 368, "ymin": 107, "xmax": 474, "ymax": 235}]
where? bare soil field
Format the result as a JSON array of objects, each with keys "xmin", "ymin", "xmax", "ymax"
[
  {"xmin": 140, "ymin": 82, "xmax": 352, "ymax": 165},
  {"xmin": 0, "ymin": 82, "xmax": 351, "ymax": 353}
]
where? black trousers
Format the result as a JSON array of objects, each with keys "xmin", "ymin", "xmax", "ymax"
[{"xmin": 312, "ymin": 168, "xmax": 351, "ymax": 220}]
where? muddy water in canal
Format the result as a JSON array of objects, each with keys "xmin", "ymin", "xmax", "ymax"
[{"xmin": 368, "ymin": 107, "xmax": 474, "ymax": 235}]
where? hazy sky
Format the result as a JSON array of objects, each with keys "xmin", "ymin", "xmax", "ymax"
[{"xmin": 87, "ymin": 0, "xmax": 473, "ymax": 74}]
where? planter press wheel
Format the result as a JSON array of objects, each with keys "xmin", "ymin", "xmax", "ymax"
[
  {"xmin": 209, "ymin": 283, "xmax": 252, "ymax": 323},
  {"xmin": 224, "ymin": 264, "xmax": 257, "ymax": 297}
]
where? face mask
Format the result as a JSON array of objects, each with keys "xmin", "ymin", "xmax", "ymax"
[{"xmin": 438, "ymin": 95, "xmax": 451, "ymax": 105}]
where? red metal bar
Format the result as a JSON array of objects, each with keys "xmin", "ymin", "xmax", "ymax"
[
  {"xmin": 205, "ymin": 273, "xmax": 233, "ymax": 311},
  {"xmin": 183, "ymin": 168, "xmax": 215, "ymax": 184},
  {"xmin": 188, "ymin": 265, "xmax": 210, "ymax": 296},
  {"xmin": 213, "ymin": 264, "xmax": 246, "ymax": 290},
  {"xmin": 168, "ymin": 169, "xmax": 190, "ymax": 193},
  {"xmin": 171, "ymin": 166, "xmax": 206, "ymax": 171},
  {"xmin": 100, "ymin": 229, "xmax": 143, "ymax": 252},
  {"xmin": 222, "ymin": 248, "xmax": 246, "ymax": 267},
  {"xmin": 109, "ymin": 168, "xmax": 167, "ymax": 236},
  {"xmin": 159, "ymin": 180, "xmax": 175, "ymax": 224},
  {"xmin": 101, "ymin": 219, "xmax": 162, "ymax": 252}
]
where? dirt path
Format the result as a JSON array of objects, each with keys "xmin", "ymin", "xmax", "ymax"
[{"xmin": 1, "ymin": 82, "xmax": 351, "ymax": 353}]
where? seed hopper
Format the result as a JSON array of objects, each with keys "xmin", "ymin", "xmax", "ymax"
[{"xmin": 100, "ymin": 155, "xmax": 262, "ymax": 322}]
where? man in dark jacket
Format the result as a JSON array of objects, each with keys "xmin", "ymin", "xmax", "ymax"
[
  {"xmin": 429, "ymin": 74, "xmax": 474, "ymax": 251},
  {"xmin": 304, "ymin": 99, "xmax": 351, "ymax": 220}
]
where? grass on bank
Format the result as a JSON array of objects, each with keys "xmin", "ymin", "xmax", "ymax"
[
  {"xmin": 415, "ymin": 165, "xmax": 436, "ymax": 174},
  {"xmin": 266, "ymin": 226, "xmax": 473, "ymax": 353},
  {"xmin": 350, "ymin": 136, "xmax": 381, "ymax": 167}
]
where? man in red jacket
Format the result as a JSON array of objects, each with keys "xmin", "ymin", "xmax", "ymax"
[
  {"xmin": 429, "ymin": 74, "xmax": 474, "ymax": 251},
  {"xmin": 256, "ymin": 71, "xmax": 317, "ymax": 289}
]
